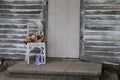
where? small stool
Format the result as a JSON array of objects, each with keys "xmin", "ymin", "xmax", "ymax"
[{"xmin": 25, "ymin": 42, "xmax": 46, "ymax": 64}]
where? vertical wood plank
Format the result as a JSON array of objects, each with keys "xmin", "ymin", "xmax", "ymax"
[
  {"xmin": 48, "ymin": 0, "xmax": 57, "ymax": 57},
  {"xmin": 55, "ymin": 0, "xmax": 68, "ymax": 57},
  {"xmin": 66, "ymin": 0, "xmax": 80, "ymax": 58}
]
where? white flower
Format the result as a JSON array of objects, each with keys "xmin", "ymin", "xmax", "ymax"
[{"xmin": 31, "ymin": 34, "xmax": 36, "ymax": 39}]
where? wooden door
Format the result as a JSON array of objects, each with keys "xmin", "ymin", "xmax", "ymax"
[{"xmin": 48, "ymin": 0, "xmax": 80, "ymax": 58}]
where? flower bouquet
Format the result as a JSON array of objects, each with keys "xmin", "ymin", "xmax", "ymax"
[{"xmin": 24, "ymin": 33, "xmax": 47, "ymax": 45}]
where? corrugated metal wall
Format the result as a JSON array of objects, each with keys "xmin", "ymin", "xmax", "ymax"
[
  {"xmin": 81, "ymin": 0, "xmax": 120, "ymax": 65},
  {"xmin": 0, "ymin": 0, "xmax": 45, "ymax": 59}
]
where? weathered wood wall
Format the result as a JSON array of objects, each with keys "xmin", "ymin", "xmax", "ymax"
[
  {"xmin": 81, "ymin": 0, "xmax": 120, "ymax": 65},
  {"xmin": 0, "ymin": 0, "xmax": 45, "ymax": 59}
]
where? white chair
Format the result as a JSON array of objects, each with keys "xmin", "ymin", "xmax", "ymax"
[{"xmin": 25, "ymin": 20, "xmax": 46, "ymax": 64}]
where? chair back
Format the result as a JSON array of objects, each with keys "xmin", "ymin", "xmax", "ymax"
[{"xmin": 27, "ymin": 20, "xmax": 44, "ymax": 36}]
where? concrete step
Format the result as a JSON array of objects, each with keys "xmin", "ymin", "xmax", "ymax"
[
  {"xmin": 0, "ymin": 71, "xmax": 50, "ymax": 80},
  {"xmin": 4, "ymin": 78, "xmax": 50, "ymax": 80},
  {"xmin": 7, "ymin": 60, "xmax": 102, "ymax": 80}
]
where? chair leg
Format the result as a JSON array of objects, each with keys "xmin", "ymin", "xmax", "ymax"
[
  {"xmin": 26, "ymin": 49, "xmax": 30, "ymax": 64},
  {"xmin": 44, "ymin": 45, "xmax": 46, "ymax": 64},
  {"xmin": 26, "ymin": 46, "xmax": 29, "ymax": 64},
  {"xmin": 27, "ymin": 53, "xmax": 30, "ymax": 64},
  {"xmin": 25, "ymin": 54, "xmax": 27, "ymax": 61}
]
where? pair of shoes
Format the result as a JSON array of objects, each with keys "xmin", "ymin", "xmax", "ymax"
[{"xmin": 35, "ymin": 54, "xmax": 45, "ymax": 65}]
